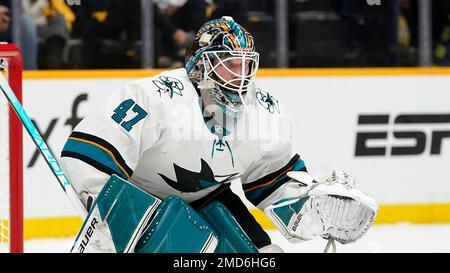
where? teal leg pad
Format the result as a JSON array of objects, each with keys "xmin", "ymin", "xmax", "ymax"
[
  {"xmin": 134, "ymin": 196, "xmax": 218, "ymax": 253},
  {"xmin": 71, "ymin": 175, "xmax": 161, "ymax": 253},
  {"xmin": 199, "ymin": 202, "xmax": 259, "ymax": 253}
]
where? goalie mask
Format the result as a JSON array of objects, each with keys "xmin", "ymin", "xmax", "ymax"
[{"xmin": 185, "ymin": 16, "xmax": 259, "ymax": 116}]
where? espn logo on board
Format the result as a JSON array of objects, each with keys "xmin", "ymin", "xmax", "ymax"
[{"xmin": 355, "ymin": 114, "xmax": 450, "ymax": 156}]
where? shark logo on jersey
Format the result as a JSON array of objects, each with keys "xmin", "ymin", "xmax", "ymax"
[
  {"xmin": 152, "ymin": 76, "xmax": 184, "ymax": 98},
  {"xmin": 158, "ymin": 159, "xmax": 239, "ymax": 192},
  {"xmin": 256, "ymin": 89, "xmax": 280, "ymax": 114}
]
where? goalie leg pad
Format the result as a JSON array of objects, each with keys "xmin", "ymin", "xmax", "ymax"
[
  {"xmin": 198, "ymin": 201, "xmax": 258, "ymax": 253},
  {"xmin": 71, "ymin": 175, "xmax": 161, "ymax": 253},
  {"xmin": 134, "ymin": 196, "xmax": 218, "ymax": 253}
]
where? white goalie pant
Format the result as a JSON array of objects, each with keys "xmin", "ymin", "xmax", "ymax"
[{"xmin": 259, "ymin": 244, "xmax": 284, "ymax": 253}]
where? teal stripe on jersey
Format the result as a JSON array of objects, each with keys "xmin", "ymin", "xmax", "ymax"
[
  {"xmin": 245, "ymin": 159, "xmax": 306, "ymax": 204},
  {"xmin": 62, "ymin": 139, "xmax": 128, "ymax": 179}
]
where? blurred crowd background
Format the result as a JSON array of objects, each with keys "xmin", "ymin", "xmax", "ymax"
[{"xmin": 0, "ymin": 0, "xmax": 449, "ymax": 70}]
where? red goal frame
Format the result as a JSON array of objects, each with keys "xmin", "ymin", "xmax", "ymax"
[{"xmin": 0, "ymin": 43, "xmax": 24, "ymax": 253}]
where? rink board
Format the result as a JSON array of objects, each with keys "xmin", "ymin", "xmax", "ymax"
[{"xmin": 18, "ymin": 68, "xmax": 450, "ymax": 239}]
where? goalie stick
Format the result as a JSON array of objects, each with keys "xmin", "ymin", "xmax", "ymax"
[{"xmin": 0, "ymin": 72, "xmax": 87, "ymax": 218}]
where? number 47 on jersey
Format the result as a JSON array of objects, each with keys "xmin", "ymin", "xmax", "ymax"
[{"xmin": 111, "ymin": 99, "xmax": 148, "ymax": 132}]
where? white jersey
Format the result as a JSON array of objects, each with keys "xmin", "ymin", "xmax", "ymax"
[{"xmin": 60, "ymin": 68, "xmax": 307, "ymax": 207}]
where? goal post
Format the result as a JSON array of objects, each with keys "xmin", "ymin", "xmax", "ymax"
[{"xmin": 0, "ymin": 43, "xmax": 23, "ymax": 253}]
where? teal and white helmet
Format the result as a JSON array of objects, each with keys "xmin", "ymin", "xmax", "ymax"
[{"xmin": 185, "ymin": 16, "xmax": 259, "ymax": 115}]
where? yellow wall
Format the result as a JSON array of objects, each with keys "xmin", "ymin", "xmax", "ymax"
[
  {"xmin": 23, "ymin": 204, "xmax": 450, "ymax": 239},
  {"xmin": 23, "ymin": 67, "xmax": 450, "ymax": 79}
]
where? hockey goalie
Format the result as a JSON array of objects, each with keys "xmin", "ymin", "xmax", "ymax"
[{"xmin": 60, "ymin": 17, "xmax": 378, "ymax": 253}]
